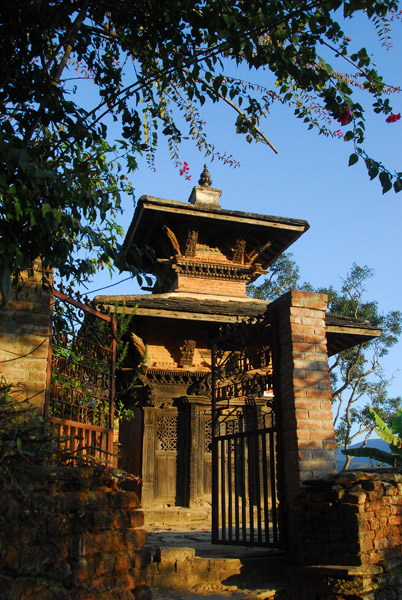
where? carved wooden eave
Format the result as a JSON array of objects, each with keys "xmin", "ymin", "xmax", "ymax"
[
  {"xmin": 123, "ymin": 195, "xmax": 310, "ymax": 290},
  {"xmin": 96, "ymin": 294, "xmax": 381, "ymax": 357}
]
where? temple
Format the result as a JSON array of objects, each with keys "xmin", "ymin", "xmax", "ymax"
[{"xmin": 97, "ymin": 166, "xmax": 379, "ymax": 508}]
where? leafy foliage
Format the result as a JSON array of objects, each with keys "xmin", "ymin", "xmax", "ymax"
[
  {"xmin": 315, "ymin": 264, "xmax": 402, "ymax": 467},
  {"xmin": 343, "ymin": 406, "xmax": 402, "ymax": 466},
  {"xmin": 0, "ymin": 378, "xmax": 60, "ymax": 466},
  {"xmin": 1, "ymin": 0, "xmax": 401, "ymax": 303}
]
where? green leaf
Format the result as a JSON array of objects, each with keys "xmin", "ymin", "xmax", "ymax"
[
  {"xmin": 369, "ymin": 407, "xmax": 401, "ymax": 448},
  {"xmin": 344, "ymin": 131, "xmax": 354, "ymax": 142},
  {"xmin": 394, "ymin": 178, "xmax": 402, "ymax": 193},
  {"xmin": 348, "ymin": 153, "xmax": 359, "ymax": 166},
  {"xmin": 379, "ymin": 171, "xmax": 392, "ymax": 194}
]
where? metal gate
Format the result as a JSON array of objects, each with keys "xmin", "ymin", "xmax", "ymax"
[
  {"xmin": 45, "ymin": 286, "xmax": 116, "ymax": 466},
  {"xmin": 211, "ymin": 318, "xmax": 282, "ymax": 547}
]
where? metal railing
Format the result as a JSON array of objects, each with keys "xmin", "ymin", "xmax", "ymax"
[{"xmin": 45, "ymin": 287, "xmax": 116, "ymax": 466}]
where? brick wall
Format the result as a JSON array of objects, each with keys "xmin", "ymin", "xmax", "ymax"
[
  {"xmin": 267, "ymin": 291, "xmax": 336, "ymax": 508},
  {"xmin": 0, "ymin": 260, "xmax": 52, "ymax": 411},
  {"xmin": 175, "ymin": 275, "xmax": 246, "ymax": 296},
  {"xmin": 0, "ymin": 464, "xmax": 148, "ymax": 600}
]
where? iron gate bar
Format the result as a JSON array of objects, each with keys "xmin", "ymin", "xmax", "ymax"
[{"xmin": 211, "ymin": 315, "xmax": 283, "ymax": 548}]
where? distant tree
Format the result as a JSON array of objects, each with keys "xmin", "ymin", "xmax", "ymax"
[
  {"xmin": 247, "ymin": 253, "xmax": 301, "ymax": 302},
  {"xmin": 249, "ymin": 261, "xmax": 402, "ymax": 468},
  {"xmin": 317, "ymin": 264, "xmax": 402, "ymax": 468},
  {"xmin": 1, "ymin": 0, "xmax": 401, "ymax": 303}
]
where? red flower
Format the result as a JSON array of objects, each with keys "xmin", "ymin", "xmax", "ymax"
[
  {"xmin": 386, "ymin": 112, "xmax": 401, "ymax": 123},
  {"xmin": 337, "ymin": 108, "xmax": 351, "ymax": 126},
  {"xmin": 179, "ymin": 161, "xmax": 190, "ymax": 177}
]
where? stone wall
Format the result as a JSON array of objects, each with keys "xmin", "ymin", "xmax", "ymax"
[
  {"xmin": 0, "ymin": 260, "xmax": 52, "ymax": 411},
  {"xmin": 293, "ymin": 470, "xmax": 402, "ymax": 567},
  {"xmin": 280, "ymin": 470, "xmax": 402, "ymax": 600},
  {"xmin": 0, "ymin": 464, "xmax": 148, "ymax": 600}
]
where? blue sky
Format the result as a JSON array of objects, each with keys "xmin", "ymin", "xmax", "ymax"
[{"xmin": 77, "ymin": 12, "xmax": 402, "ymax": 403}]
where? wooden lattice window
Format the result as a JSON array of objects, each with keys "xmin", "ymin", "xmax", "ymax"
[{"xmin": 157, "ymin": 416, "xmax": 178, "ymax": 451}]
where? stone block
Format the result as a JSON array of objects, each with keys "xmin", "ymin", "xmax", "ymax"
[
  {"xmin": 127, "ymin": 510, "xmax": 145, "ymax": 528},
  {"xmin": 109, "ymin": 490, "xmax": 141, "ymax": 510},
  {"xmin": 125, "ymin": 528, "xmax": 148, "ymax": 550}
]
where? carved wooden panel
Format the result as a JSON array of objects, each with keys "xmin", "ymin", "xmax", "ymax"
[
  {"xmin": 204, "ymin": 418, "xmax": 212, "ymax": 453},
  {"xmin": 155, "ymin": 454, "xmax": 177, "ymax": 501},
  {"xmin": 185, "ymin": 230, "xmax": 198, "ymax": 257},
  {"xmin": 233, "ymin": 239, "xmax": 246, "ymax": 264},
  {"xmin": 156, "ymin": 415, "xmax": 178, "ymax": 451},
  {"xmin": 154, "ymin": 410, "xmax": 178, "ymax": 503},
  {"xmin": 180, "ymin": 339, "xmax": 196, "ymax": 367}
]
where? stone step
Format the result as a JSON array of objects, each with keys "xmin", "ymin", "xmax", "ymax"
[
  {"xmin": 147, "ymin": 547, "xmax": 242, "ymax": 590},
  {"xmin": 145, "ymin": 546, "xmax": 287, "ymax": 598},
  {"xmin": 143, "ymin": 507, "xmax": 211, "ymax": 527}
]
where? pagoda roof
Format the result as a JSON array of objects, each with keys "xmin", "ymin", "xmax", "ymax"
[
  {"xmin": 123, "ymin": 194, "xmax": 309, "ymax": 282},
  {"xmin": 96, "ymin": 293, "xmax": 380, "ymax": 357}
]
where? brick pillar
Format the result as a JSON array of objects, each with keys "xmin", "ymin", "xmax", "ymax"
[
  {"xmin": 0, "ymin": 260, "xmax": 52, "ymax": 412},
  {"xmin": 269, "ymin": 291, "xmax": 336, "ymax": 508}
]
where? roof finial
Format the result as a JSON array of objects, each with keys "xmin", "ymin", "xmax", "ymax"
[{"xmin": 198, "ymin": 164, "xmax": 212, "ymax": 187}]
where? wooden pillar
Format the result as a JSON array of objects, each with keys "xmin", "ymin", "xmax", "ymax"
[
  {"xmin": 141, "ymin": 407, "xmax": 155, "ymax": 508},
  {"xmin": 188, "ymin": 402, "xmax": 198, "ymax": 508}
]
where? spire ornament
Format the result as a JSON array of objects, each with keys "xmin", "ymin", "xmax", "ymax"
[
  {"xmin": 198, "ymin": 164, "xmax": 212, "ymax": 187},
  {"xmin": 188, "ymin": 165, "xmax": 221, "ymax": 207}
]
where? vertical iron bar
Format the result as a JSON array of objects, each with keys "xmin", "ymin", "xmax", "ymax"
[
  {"xmin": 248, "ymin": 432, "xmax": 254, "ymax": 545},
  {"xmin": 220, "ymin": 436, "xmax": 226, "ymax": 542},
  {"xmin": 261, "ymin": 430, "xmax": 270, "ymax": 544},
  {"xmin": 234, "ymin": 430, "xmax": 240, "ymax": 542},
  {"xmin": 211, "ymin": 342, "xmax": 219, "ymax": 544},
  {"xmin": 255, "ymin": 432, "xmax": 263, "ymax": 544},
  {"xmin": 239, "ymin": 415, "xmax": 247, "ymax": 542},
  {"xmin": 227, "ymin": 429, "xmax": 233, "ymax": 542},
  {"xmin": 269, "ymin": 430, "xmax": 279, "ymax": 544}
]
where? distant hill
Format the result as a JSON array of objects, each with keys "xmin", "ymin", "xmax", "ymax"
[{"xmin": 336, "ymin": 439, "xmax": 389, "ymax": 471}]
